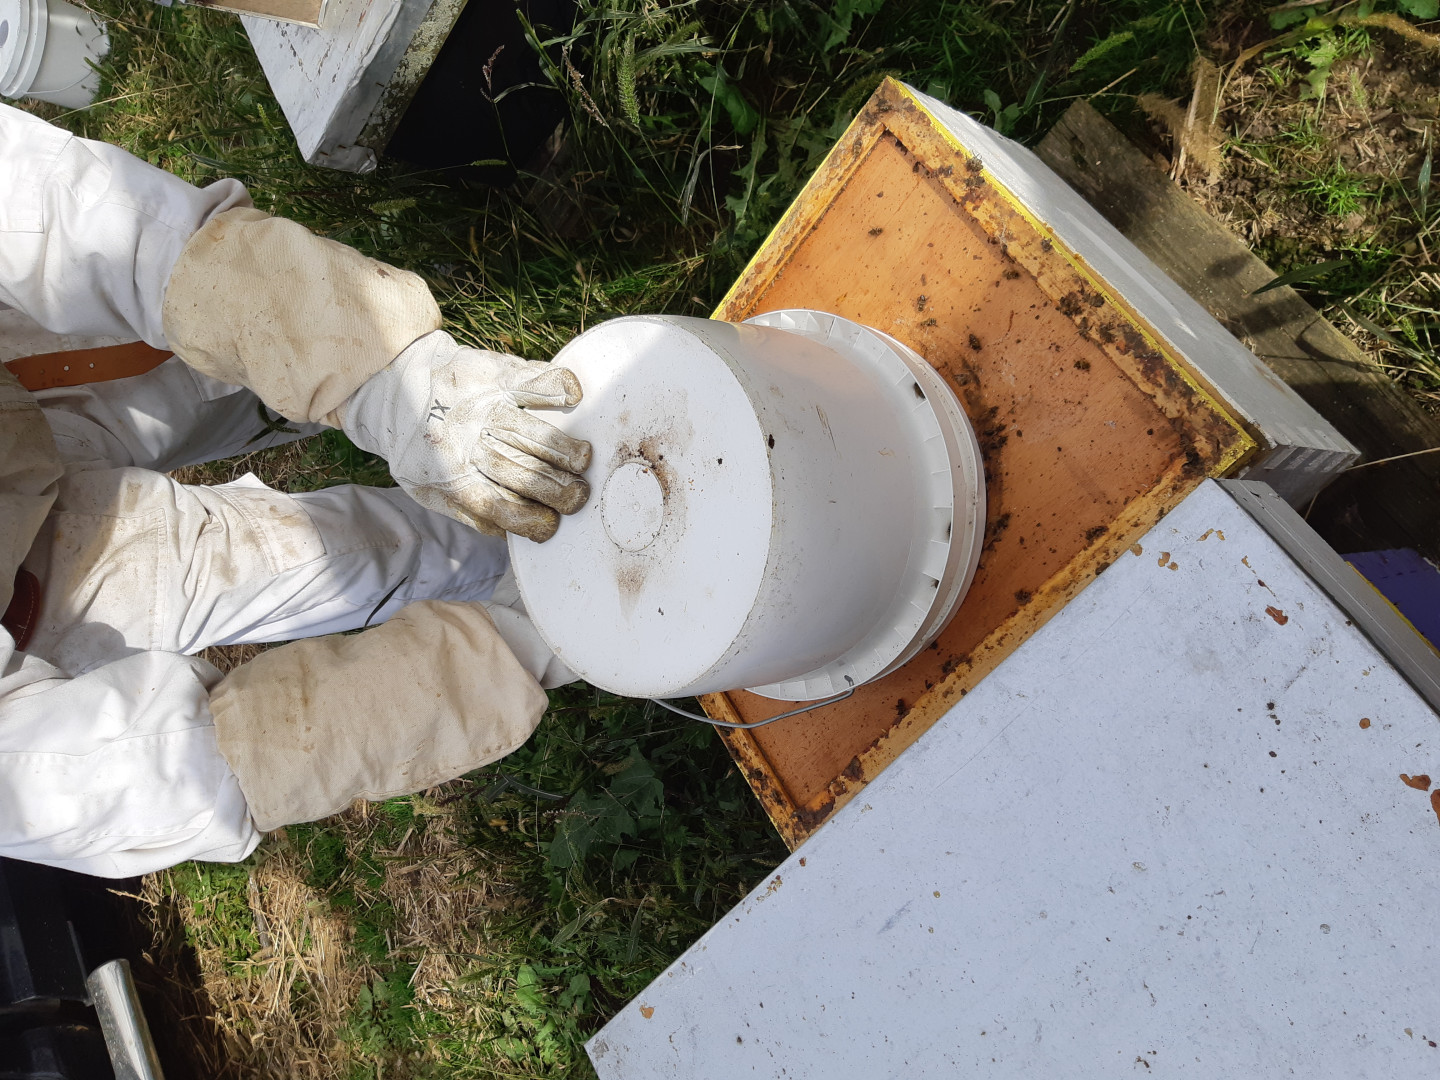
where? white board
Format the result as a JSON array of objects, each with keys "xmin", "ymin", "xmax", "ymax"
[
  {"xmin": 589, "ymin": 479, "xmax": 1440, "ymax": 1077},
  {"xmin": 243, "ymin": 0, "xmax": 453, "ymax": 170}
]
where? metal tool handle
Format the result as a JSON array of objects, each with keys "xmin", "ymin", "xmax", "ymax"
[{"xmin": 87, "ymin": 958, "xmax": 165, "ymax": 1080}]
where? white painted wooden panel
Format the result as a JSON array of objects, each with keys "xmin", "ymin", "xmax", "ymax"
[
  {"xmin": 244, "ymin": 0, "xmax": 433, "ymax": 169},
  {"xmin": 589, "ymin": 480, "xmax": 1440, "ymax": 1078}
]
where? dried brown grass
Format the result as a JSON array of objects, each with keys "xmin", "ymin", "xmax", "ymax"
[
  {"xmin": 373, "ymin": 803, "xmax": 516, "ymax": 1010},
  {"xmin": 143, "ymin": 791, "xmax": 523, "ymax": 1078},
  {"xmin": 169, "ymin": 439, "xmax": 315, "ymax": 490},
  {"xmin": 1138, "ymin": 57, "xmax": 1226, "ymax": 182},
  {"xmin": 143, "ymin": 839, "xmax": 369, "ymax": 1078},
  {"xmin": 1181, "ymin": 35, "xmax": 1440, "ymax": 402},
  {"xmin": 1189, "ymin": 42, "xmax": 1437, "ymax": 248},
  {"xmin": 197, "ymin": 642, "xmax": 270, "ymax": 675}
]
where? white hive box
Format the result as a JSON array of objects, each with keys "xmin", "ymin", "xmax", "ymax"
[
  {"xmin": 588, "ymin": 478, "xmax": 1440, "ymax": 1077},
  {"xmin": 242, "ymin": 0, "xmax": 465, "ymax": 170}
]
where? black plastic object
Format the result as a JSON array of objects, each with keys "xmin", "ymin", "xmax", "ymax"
[
  {"xmin": 0, "ymin": 860, "xmax": 91, "ymax": 1019},
  {"xmin": 0, "ymin": 1025, "xmax": 113, "ymax": 1080},
  {"xmin": 0, "ymin": 859, "xmax": 117, "ymax": 1078},
  {"xmin": 384, "ymin": 0, "xmax": 579, "ymax": 182}
]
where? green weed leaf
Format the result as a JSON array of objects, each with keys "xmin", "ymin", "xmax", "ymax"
[
  {"xmin": 557, "ymin": 972, "xmax": 591, "ymax": 1010},
  {"xmin": 1339, "ymin": 302, "xmax": 1430, "ymax": 362},
  {"xmin": 1298, "ymin": 34, "xmax": 1340, "ymax": 99},
  {"xmin": 1251, "ymin": 258, "xmax": 1350, "ymax": 295},
  {"xmin": 1397, "ymin": 0, "xmax": 1439, "ymax": 18},
  {"xmin": 608, "ymin": 754, "xmax": 666, "ymax": 826},
  {"xmin": 821, "ymin": 0, "xmax": 886, "ymax": 53},
  {"xmin": 1069, "ymin": 29, "xmax": 1135, "ymax": 73},
  {"xmin": 982, "ymin": 89, "xmax": 1020, "ymax": 134},
  {"xmin": 1269, "ymin": 7, "xmax": 1315, "ymax": 30},
  {"xmin": 697, "ymin": 68, "xmax": 759, "ymax": 136}
]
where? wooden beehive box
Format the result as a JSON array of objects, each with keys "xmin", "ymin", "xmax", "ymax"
[{"xmin": 701, "ymin": 78, "xmax": 1316, "ymax": 848}]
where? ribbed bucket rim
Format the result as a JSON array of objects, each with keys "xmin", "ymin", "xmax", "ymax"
[{"xmin": 0, "ymin": 0, "xmax": 47, "ymax": 100}]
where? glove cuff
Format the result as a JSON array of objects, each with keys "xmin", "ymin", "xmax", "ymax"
[
  {"xmin": 209, "ymin": 599, "xmax": 547, "ymax": 831},
  {"xmin": 332, "ymin": 328, "xmax": 455, "ymax": 459},
  {"xmin": 162, "ymin": 208, "xmax": 442, "ymax": 424}
]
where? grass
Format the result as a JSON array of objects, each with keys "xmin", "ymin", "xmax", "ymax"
[
  {"xmin": 145, "ymin": 689, "xmax": 783, "ymax": 1077},
  {"xmin": 23, "ymin": 0, "xmax": 1440, "ymax": 1074},
  {"xmin": 1191, "ymin": 11, "xmax": 1440, "ymax": 399},
  {"xmin": 1295, "ymin": 159, "xmax": 1380, "ymax": 218}
]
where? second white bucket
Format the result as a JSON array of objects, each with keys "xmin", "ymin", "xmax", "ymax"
[
  {"xmin": 0, "ymin": 0, "xmax": 108, "ymax": 109},
  {"xmin": 510, "ymin": 310, "xmax": 985, "ymax": 702}
]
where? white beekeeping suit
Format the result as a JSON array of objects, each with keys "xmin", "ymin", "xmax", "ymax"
[{"xmin": 0, "ymin": 104, "xmax": 589, "ymax": 878}]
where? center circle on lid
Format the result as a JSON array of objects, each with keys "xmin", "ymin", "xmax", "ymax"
[
  {"xmin": 0, "ymin": 21, "xmax": 9, "ymax": 49},
  {"xmin": 601, "ymin": 460, "xmax": 666, "ymax": 552}
]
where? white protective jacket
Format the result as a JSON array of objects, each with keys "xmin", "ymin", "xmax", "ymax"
[{"xmin": 0, "ymin": 105, "xmax": 548, "ymax": 878}]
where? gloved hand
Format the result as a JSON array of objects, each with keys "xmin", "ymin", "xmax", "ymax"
[
  {"xmin": 484, "ymin": 566, "xmax": 578, "ymax": 689},
  {"xmin": 337, "ymin": 330, "xmax": 592, "ymax": 542}
]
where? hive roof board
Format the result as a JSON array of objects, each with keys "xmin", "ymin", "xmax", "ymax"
[
  {"xmin": 589, "ymin": 478, "xmax": 1440, "ymax": 1078},
  {"xmin": 703, "ymin": 79, "xmax": 1356, "ymax": 847}
]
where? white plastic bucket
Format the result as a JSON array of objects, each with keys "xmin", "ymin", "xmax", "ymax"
[
  {"xmin": 510, "ymin": 311, "xmax": 985, "ymax": 701},
  {"xmin": 0, "ymin": 0, "xmax": 108, "ymax": 110}
]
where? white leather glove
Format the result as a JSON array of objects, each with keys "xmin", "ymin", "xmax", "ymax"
[
  {"xmin": 338, "ymin": 330, "xmax": 592, "ymax": 542},
  {"xmin": 484, "ymin": 605, "xmax": 579, "ymax": 689},
  {"xmin": 484, "ymin": 567, "xmax": 578, "ymax": 689}
]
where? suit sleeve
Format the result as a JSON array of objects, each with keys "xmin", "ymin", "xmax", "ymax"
[
  {"xmin": 0, "ymin": 639, "xmax": 261, "ymax": 877},
  {"xmin": 0, "ymin": 102, "xmax": 251, "ymax": 347}
]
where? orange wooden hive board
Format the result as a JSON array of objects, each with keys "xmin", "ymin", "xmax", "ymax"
[{"xmin": 702, "ymin": 79, "xmax": 1256, "ymax": 849}]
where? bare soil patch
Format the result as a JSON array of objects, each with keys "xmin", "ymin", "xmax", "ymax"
[{"xmin": 1148, "ymin": 30, "xmax": 1440, "ymax": 403}]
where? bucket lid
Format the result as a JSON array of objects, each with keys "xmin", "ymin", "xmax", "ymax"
[
  {"xmin": 510, "ymin": 316, "xmax": 777, "ymax": 698},
  {"xmin": 0, "ymin": 0, "xmax": 46, "ymax": 100}
]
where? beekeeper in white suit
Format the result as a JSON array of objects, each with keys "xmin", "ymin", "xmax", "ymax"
[{"xmin": 0, "ymin": 103, "xmax": 592, "ymax": 878}]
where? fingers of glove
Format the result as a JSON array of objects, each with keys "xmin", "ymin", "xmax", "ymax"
[
  {"xmin": 486, "ymin": 403, "xmax": 593, "ymax": 474},
  {"xmin": 400, "ymin": 481, "xmax": 506, "ymax": 537},
  {"xmin": 458, "ymin": 481, "xmax": 564, "ymax": 542},
  {"xmin": 456, "ymin": 348, "xmax": 580, "ymax": 404},
  {"xmin": 508, "ymin": 366, "xmax": 584, "ymax": 409},
  {"xmin": 476, "ymin": 436, "xmax": 591, "ymax": 515},
  {"xmin": 404, "ymin": 477, "xmax": 562, "ymax": 541}
]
